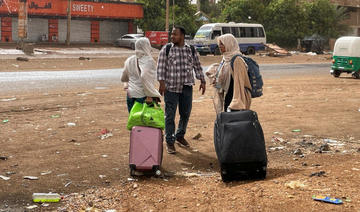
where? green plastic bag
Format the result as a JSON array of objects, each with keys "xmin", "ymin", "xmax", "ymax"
[{"xmin": 127, "ymin": 101, "xmax": 165, "ymax": 130}]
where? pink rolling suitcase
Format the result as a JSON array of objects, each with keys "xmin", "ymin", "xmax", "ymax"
[{"xmin": 129, "ymin": 126, "xmax": 163, "ymax": 176}]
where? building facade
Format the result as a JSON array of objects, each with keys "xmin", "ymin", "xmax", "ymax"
[
  {"xmin": 331, "ymin": 0, "xmax": 360, "ymax": 36},
  {"xmin": 0, "ymin": 0, "xmax": 143, "ymax": 43}
]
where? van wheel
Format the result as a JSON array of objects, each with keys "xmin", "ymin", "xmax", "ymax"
[
  {"xmin": 352, "ymin": 72, "xmax": 360, "ymax": 79},
  {"xmin": 246, "ymin": 47, "xmax": 256, "ymax": 55},
  {"xmin": 214, "ymin": 47, "xmax": 221, "ymax": 55},
  {"xmin": 333, "ymin": 70, "xmax": 341, "ymax": 78}
]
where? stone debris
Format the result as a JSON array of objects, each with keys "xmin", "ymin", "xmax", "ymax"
[
  {"xmin": 41, "ymin": 171, "xmax": 52, "ymax": 176},
  {"xmin": 285, "ymin": 180, "xmax": 307, "ymax": 189},
  {"xmin": 176, "ymin": 172, "xmax": 217, "ymax": 177},
  {"xmin": 293, "ymin": 149, "xmax": 302, "ymax": 155},
  {"xmin": 0, "ymin": 156, "xmax": 8, "ymax": 160},
  {"xmin": 192, "ymin": 133, "xmax": 202, "ymax": 140},
  {"xmin": 23, "ymin": 176, "xmax": 39, "ymax": 180},
  {"xmin": 25, "ymin": 205, "xmax": 38, "ymax": 210},
  {"xmin": 269, "ymin": 146, "xmax": 285, "ymax": 151},
  {"xmin": 310, "ymin": 171, "xmax": 326, "ymax": 177},
  {"xmin": 0, "ymin": 98, "xmax": 16, "ymax": 102},
  {"xmin": 272, "ymin": 136, "xmax": 286, "ymax": 143},
  {"xmin": 67, "ymin": 123, "xmax": 76, "ymax": 127},
  {"xmin": 16, "ymin": 57, "xmax": 29, "ymax": 62},
  {"xmin": 65, "ymin": 181, "xmax": 72, "ymax": 187},
  {"xmin": 0, "ymin": 175, "xmax": 10, "ymax": 181}
]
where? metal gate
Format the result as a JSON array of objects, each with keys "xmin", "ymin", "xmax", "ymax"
[
  {"xmin": 27, "ymin": 18, "xmax": 48, "ymax": 42},
  {"xmin": 11, "ymin": 17, "xmax": 18, "ymax": 42},
  {"xmin": 58, "ymin": 19, "xmax": 91, "ymax": 43},
  {"xmin": 100, "ymin": 20, "xmax": 128, "ymax": 43}
]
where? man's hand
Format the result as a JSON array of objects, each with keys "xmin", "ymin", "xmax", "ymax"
[
  {"xmin": 159, "ymin": 80, "xmax": 166, "ymax": 96},
  {"xmin": 199, "ymin": 82, "xmax": 206, "ymax": 95}
]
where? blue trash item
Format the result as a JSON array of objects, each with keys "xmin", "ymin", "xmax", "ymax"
[{"xmin": 312, "ymin": 195, "xmax": 343, "ymax": 204}]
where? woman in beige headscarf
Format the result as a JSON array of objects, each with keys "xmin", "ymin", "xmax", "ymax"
[
  {"xmin": 121, "ymin": 37, "xmax": 161, "ymax": 112},
  {"xmin": 206, "ymin": 33, "xmax": 251, "ymax": 114}
]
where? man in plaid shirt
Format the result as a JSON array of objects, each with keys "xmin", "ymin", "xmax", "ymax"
[{"xmin": 157, "ymin": 26, "xmax": 206, "ymax": 154}]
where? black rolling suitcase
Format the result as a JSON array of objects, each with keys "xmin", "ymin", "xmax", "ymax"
[{"xmin": 214, "ymin": 110, "xmax": 267, "ymax": 182}]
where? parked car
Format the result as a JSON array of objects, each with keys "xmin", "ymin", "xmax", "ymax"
[
  {"xmin": 115, "ymin": 34, "xmax": 144, "ymax": 50},
  {"xmin": 331, "ymin": 36, "xmax": 360, "ymax": 79}
]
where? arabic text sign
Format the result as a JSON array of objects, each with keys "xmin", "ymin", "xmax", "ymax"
[{"xmin": 0, "ymin": 0, "xmax": 143, "ymax": 19}]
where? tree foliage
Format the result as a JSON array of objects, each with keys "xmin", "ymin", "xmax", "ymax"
[
  {"xmin": 263, "ymin": 0, "xmax": 308, "ymax": 47},
  {"xmin": 304, "ymin": 0, "xmax": 349, "ymax": 38},
  {"xmin": 219, "ymin": 0, "xmax": 350, "ymax": 47},
  {"xmin": 220, "ymin": 0, "xmax": 266, "ymax": 23},
  {"xmin": 135, "ymin": 0, "xmax": 350, "ymax": 46},
  {"xmin": 135, "ymin": 0, "xmax": 201, "ymax": 36},
  {"xmin": 135, "ymin": 0, "xmax": 166, "ymax": 32}
]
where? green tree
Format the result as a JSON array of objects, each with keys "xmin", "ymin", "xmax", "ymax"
[
  {"xmin": 217, "ymin": 0, "xmax": 350, "ymax": 47},
  {"xmin": 220, "ymin": 0, "xmax": 266, "ymax": 23},
  {"xmin": 304, "ymin": 0, "xmax": 349, "ymax": 39},
  {"xmin": 135, "ymin": 0, "xmax": 166, "ymax": 31},
  {"xmin": 170, "ymin": 1, "xmax": 201, "ymax": 36},
  {"xmin": 135, "ymin": 0, "xmax": 200, "ymax": 36},
  {"xmin": 263, "ymin": 0, "xmax": 308, "ymax": 47}
]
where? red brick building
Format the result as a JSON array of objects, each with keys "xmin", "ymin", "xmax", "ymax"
[{"xmin": 0, "ymin": 0, "xmax": 143, "ymax": 43}]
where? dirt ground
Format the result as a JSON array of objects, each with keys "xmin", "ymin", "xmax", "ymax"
[{"xmin": 1, "ymin": 50, "xmax": 360, "ymax": 212}]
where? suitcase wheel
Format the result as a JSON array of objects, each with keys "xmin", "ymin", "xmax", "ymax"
[
  {"xmin": 220, "ymin": 168, "xmax": 231, "ymax": 182},
  {"xmin": 155, "ymin": 170, "xmax": 162, "ymax": 176},
  {"xmin": 130, "ymin": 168, "xmax": 135, "ymax": 176},
  {"xmin": 152, "ymin": 165, "xmax": 161, "ymax": 176},
  {"xmin": 129, "ymin": 164, "xmax": 136, "ymax": 176}
]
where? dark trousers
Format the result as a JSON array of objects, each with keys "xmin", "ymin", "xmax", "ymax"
[
  {"xmin": 126, "ymin": 95, "xmax": 146, "ymax": 113},
  {"xmin": 164, "ymin": 86, "xmax": 193, "ymax": 144},
  {"xmin": 224, "ymin": 76, "xmax": 234, "ymax": 111}
]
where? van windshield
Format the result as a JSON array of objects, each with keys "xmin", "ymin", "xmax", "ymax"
[{"xmin": 195, "ymin": 26, "xmax": 212, "ymax": 38}]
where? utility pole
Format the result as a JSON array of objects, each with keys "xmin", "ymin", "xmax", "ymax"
[
  {"xmin": 165, "ymin": 0, "xmax": 169, "ymax": 32},
  {"xmin": 172, "ymin": 0, "xmax": 174, "ymax": 28},
  {"xmin": 66, "ymin": 0, "xmax": 72, "ymax": 46},
  {"xmin": 18, "ymin": 0, "xmax": 28, "ymax": 46}
]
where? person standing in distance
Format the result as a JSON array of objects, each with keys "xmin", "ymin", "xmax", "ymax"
[{"xmin": 157, "ymin": 26, "xmax": 206, "ymax": 154}]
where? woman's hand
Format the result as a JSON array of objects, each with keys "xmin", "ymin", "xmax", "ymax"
[
  {"xmin": 153, "ymin": 97, "xmax": 161, "ymax": 104},
  {"xmin": 145, "ymin": 96, "xmax": 153, "ymax": 104}
]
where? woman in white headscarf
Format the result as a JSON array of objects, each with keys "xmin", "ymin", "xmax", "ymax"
[
  {"xmin": 121, "ymin": 37, "xmax": 161, "ymax": 112},
  {"xmin": 206, "ymin": 34, "xmax": 251, "ymax": 114}
]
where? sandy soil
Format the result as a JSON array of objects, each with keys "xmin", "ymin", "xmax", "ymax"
[{"xmin": 1, "ymin": 50, "xmax": 360, "ymax": 212}]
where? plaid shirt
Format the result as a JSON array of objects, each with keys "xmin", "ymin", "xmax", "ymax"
[{"xmin": 157, "ymin": 43, "xmax": 205, "ymax": 93}]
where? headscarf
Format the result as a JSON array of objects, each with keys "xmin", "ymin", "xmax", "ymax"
[
  {"xmin": 136, "ymin": 38, "xmax": 161, "ymax": 98},
  {"xmin": 135, "ymin": 37, "xmax": 156, "ymax": 72},
  {"xmin": 135, "ymin": 37, "xmax": 153, "ymax": 59},
  {"xmin": 217, "ymin": 33, "xmax": 242, "ymax": 62},
  {"xmin": 122, "ymin": 37, "xmax": 161, "ymax": 98},
  {"xmin": 215, "ymin": 34, "xmax": 243, "ymax": 93},
  {"xmin": 207, "ymin": 34, "xmax": 249, "ymax": 114}
]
